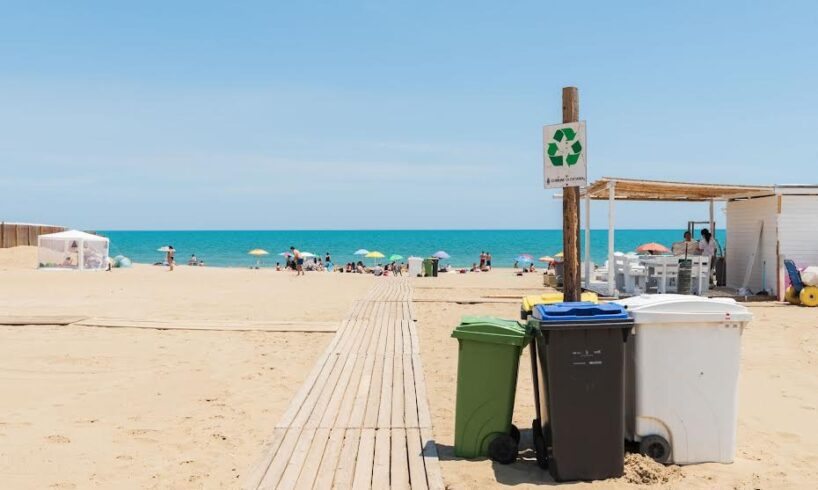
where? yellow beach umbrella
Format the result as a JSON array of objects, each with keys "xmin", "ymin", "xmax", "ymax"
[
  {"xmin": 554, "ymin": 251, "xmax": 564, "ymax": 258},
  {"xmin": 248, "ymin": 248, "xmax": 269, "ymax": 268},
  {"xmin": 365, "ymin": 250, "xmax": 385, "ymax": 266}
]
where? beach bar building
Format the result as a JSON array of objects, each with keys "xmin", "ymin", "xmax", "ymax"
[{"xmin": 582, "ymin": 178, "xmax": 818, "ymax": 300}]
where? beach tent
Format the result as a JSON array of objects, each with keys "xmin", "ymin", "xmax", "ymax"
[{"xmin": 37, "ymin": 230, "xmax": 109, "ymax": 271}]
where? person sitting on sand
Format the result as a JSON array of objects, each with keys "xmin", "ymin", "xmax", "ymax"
[
  {"xmin": 471, "ymin": 262, "xmax": 480, "ymax": 272},
  {"xmin": 188, "ymin": 253, "xmax": 198, "ymax": 266},
  {"xmin": 528, "ymin": 263, "xmax": 536, "ymax": 273},
  {"xmin": 275, "ymin": 262, "xmax": 281, "ymax": 271}
]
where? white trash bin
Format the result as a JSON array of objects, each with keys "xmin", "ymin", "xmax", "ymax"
[
  {"xmin": 615, "ymin": 294, "xmax": 752, "ymax": 465},
  {"xmin": 407, "ymin": 256, "xmax": 423, "ymax": 277}
]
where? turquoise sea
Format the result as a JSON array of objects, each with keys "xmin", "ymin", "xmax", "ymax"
[{"xmin": 102, "ymin": 229, "xmax": 726, "ymax": 269}]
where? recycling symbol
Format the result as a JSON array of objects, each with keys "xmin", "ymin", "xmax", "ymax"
[{"xmin": 546, "ymin": 127, "xmax": 582, "ymax": 166}]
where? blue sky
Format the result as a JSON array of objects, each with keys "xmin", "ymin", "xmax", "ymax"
[{"xmin": 1, "ymin": 1, "xmax": 816, "ymax": 230}]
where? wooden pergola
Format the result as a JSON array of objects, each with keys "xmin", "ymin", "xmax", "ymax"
[
  {"xmin": 584, "ymin": 177, "xmax": 772, "ymax": 202},
  {"xmin": 578, "ymin": 177, "xmax": 772, "ymax": 294}
]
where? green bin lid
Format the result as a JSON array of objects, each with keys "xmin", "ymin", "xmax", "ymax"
[{"xmin": 451, "ymin": 316, "xmax": 531, "ymax": 346}]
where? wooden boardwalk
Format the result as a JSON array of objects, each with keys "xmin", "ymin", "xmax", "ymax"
[{"xmin": 245, "ymin": 278, "xmax": 443, "ymax": 489}]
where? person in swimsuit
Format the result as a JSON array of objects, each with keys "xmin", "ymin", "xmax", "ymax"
[
  {"xmin": 167, "ymin": 246, "xmax": 175, "ymax": 271},
  {"xmin": 290, "ymin": 246, "xmax": 304, "ymax": 276}
]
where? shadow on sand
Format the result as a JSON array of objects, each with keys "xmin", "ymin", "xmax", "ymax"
[{"xmin": 435, "ymin": 428, "xmax": 561, "ymax": 486}]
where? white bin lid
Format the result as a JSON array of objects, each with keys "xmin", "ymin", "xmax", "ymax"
[{"xmin": 614, "ymin": 294, "xmax": 753, "ymax": 323}]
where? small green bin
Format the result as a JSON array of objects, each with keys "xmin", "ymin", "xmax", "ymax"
[{"xmin": 451, "ymin": 316, "xmax": 531, "ymax": 460}]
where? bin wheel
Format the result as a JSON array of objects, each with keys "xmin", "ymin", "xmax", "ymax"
[
  {"xmin": 639, "ymin": 435, "xmax": 671, "ymax": 464},
  {"xmin": 509, "ymin": 424, "xmax": 521, "ymax": 444},
  {"xmin": 785, "ymin": 286, "xmax": 801, "ymax": 305},
  {"xmin": 531, "ymin": 420, "xmax": 548, "ymax": 469},
  {"xmin": 488, "ymin": 434, "xmax": 518, "ymax": 465},
  {"xmin": 800, "ymin": 286, "xmax": 818, "ymax": 307}
]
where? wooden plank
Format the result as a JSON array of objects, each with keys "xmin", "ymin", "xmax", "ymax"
[
  {"xmin": 376, "ymin": 320, "xmax": 394, "ymax": 429},
  {"xmin": 73, "ymin": 317, "xmax": 338, "ymax": 333},
  {"xmin": 311, "ymin": 428, "xmax": 345, "ymax": 489},
  {"xmin": 406, "ymin": 428, "xmax": 428, "ymax": 490},
  {"xmin": 363, "ymin": 317, "xmax": 387, "ymax": 428},
  {"xmin": 243, "ymin": 428, "xmax": 287, "ymax": 490},
  {"xmin": 278, "ymin": 428, "xmax": 317, "ymax": 490},
  {"xmin": 291, "ymin": 427, "xmax": 330, "ymax": 488},
  {"xmin": 257, "ymin": 427, "xmax": 302, "ymax": 489},
  {"xmin": 371, "ymin": 429, "xmax": 391, "ymax": 488},
  {"xmin": 412, "ymin": 354, "xmax": 433, "ymax": 429},
  {"xmin": 0, "ymin": 315, "xmax": 88, "ymax": 326},
  {"xmin": 403, "ymin": 347, "xmax": 419, "ymax": 429},
  {"xmin": 351, "ymin": 428, "xmax": 376, "ymax": 489},
  {"xmin": 16, "ymin": 225, "xmax": 28, "ymax": 246},
  {"xmin": 391, "ymin": 322, "xmax": 405, "ymax": 429},
  {"xmin": 332, "ymin": 428, "xmax": 360, "ymax": 489},
  {"xmin": 408, "ymin": 319, "xmax": 421, "ymax": 354},
  {"xmin": 419, "ymin": 428, "xmax": 444, "ymax": 490},
  {"xmin": 28, "ymin": 225, "xmax": 38, "ymax": 247},
  {"xmin": 390, "ymin": 428, "xmax": 410, "ymax": 490}
]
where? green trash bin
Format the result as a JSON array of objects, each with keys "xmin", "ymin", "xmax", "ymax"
[
  {"xmin": 422, "ymin": 258, "xmax": 434, "ymax": 277},
  {"xmin": 451, "ymin": 316, "xmax": 531, "ymax": 463}
]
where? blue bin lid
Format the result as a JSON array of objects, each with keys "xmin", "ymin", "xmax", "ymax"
[{"xmin": 532, "ymin": 301, "xmax": 629, "ymax": 322}]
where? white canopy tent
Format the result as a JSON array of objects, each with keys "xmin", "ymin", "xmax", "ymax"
[{"xmin": 37, "ymin": 230, "xmax": 109, "ymax": 271}]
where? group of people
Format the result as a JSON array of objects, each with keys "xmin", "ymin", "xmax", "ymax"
[
  {"xmin": 672, "ymin": 228, "xmax": 718, "ymax": 259},
  {"xmin": 339, "ymin": 261, "xmax": 403, "ymax": 276},
  {"xmin": 280, "ymin": 247, "xmax": 332, "ymax": 275}
]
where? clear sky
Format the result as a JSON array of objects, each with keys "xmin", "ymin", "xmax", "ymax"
[{"xmin": 2, "ymin": 1, "xmax": 816, "ymax": 230}]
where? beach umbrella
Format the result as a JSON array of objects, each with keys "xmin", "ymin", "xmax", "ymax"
[
  {"xmin": 389, "ymin": 254, "xmax": 403, "ymax": 261},
  {"xmin": 366, "ymin": 250, "xmax": 385, "ymax": 266},
  {"xmin": 539, "ymin": 256, "xmax": 555, "ymax": 263},
  {"xmin": 636, "ymin": 242, "xmax": 670, "ymax": 254},
  {"xmin": 516, "ymin": 254, "xmax": 534, "ymax": 263},
  {"xmin": 432, "ymin": 251, "xmax": 450, "ymax": 260},
  {"xmin": 157, "ymin": 246, "xmax": 172, "ymax": 253},
  {"xmin": 301, "ymin": 252, "xmax": 316, "ymax": 258},
  {"xmin": 248, "ymin": 248, "xmax": 269, "ymax": 268},
  {"xmin": 354, "ymin": 249, "xmax": 369, "ymax": 256},
  {"xmin": 554, "ymin": 251, "xmax": 564, "ymax": 260},
  {"xmin": 278, "ymin": 252, "xmax": 292, "ymax": 257}
]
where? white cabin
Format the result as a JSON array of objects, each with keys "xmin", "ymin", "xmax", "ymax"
[{"xmin": 726, "ymin": 186, "xmax": 818, "ymax": 298}]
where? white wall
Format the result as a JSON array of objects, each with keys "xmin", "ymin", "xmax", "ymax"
[
  {"xmin": 726, "ymin": 196, "xmax": 779, "ymax": 294},
  {"xmin": 778, "ymin": 195, "xmax": 818, "ymax": 269}
]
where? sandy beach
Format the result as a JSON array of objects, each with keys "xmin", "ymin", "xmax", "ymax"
[{"xmin": 2, "ymin": 247, "xmax": 817, "ymax": 489}]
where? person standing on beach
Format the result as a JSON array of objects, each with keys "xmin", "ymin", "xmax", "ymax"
[
  {"xmin": 291, "ymin": 246, "xmax": 304, "ymax": 276},
  {"xmin": 486, "ymin": 252, "xmax": 492, "ymax": 270},
  {"xmin": 167, "ymin": 245, "xmax": 175, "ymax": 271},
  {"xmin": 479, "ymin": 251, "xmax": 486, "ymax": 269}
]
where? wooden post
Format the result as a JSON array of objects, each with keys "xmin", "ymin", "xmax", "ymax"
[
  {"xmin": 562, "ymin": 87, "xmax": 581, "ymax": 301},
  {"xmin": 584, "ymin": 191, "xmax": 591, "ymax": 289},
  {"xmin": 608, "ymin": 181, "xmax": 616, "ymax": 296}
]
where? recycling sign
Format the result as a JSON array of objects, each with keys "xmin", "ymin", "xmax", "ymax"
[{"xmin": 543, "ymin": 121, "xmax": 587, "ymax": 188}]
